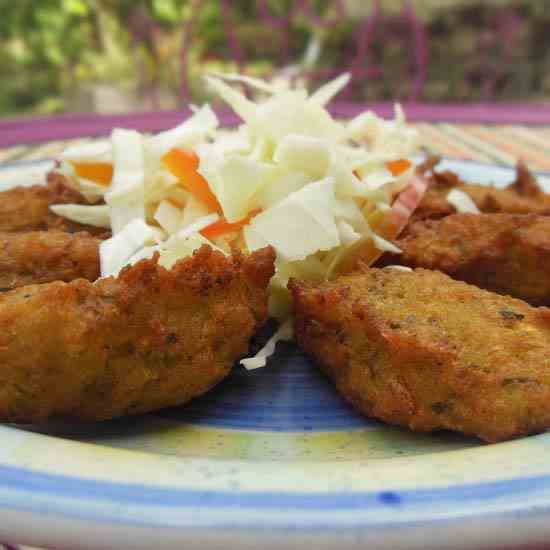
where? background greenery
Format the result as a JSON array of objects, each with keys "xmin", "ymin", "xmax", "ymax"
[{"xmin": 1, "ymin": 0, "xmax": 548, "ymax": 117}]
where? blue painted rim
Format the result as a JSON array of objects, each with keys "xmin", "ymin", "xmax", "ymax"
[
  {"xmin": 1, "ymin": 462, "xmax": 547, "ymax": 509},
  {"xmin": 0, "ymin": 461, "xmax": 550, "ymax": 530}
]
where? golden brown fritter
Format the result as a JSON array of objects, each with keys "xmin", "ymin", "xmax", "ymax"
[
  {"xmin": 411, "ymin": 159, "xmax": 550, "ymax": 225},
  {"xmin": 290, "ymin": 268, "xmax": 550, "ymax": 443},
  {"xmin": 379, "ymin": 213, "xmax": 550, "ymax": 306},
  {"xmin": 0, "ymin": 231, "xmax": 100, "ymax": 290},
  {"xmin": 0, "ymin": 245, "xmax": 275, "ymax": 423},
  {"xmin": 0, "ymin": 174, "xmax": 108, "ymax": 236},
  {"xmin": 510, "ymin": 159, "xmax": 542, "ymax": 198}
]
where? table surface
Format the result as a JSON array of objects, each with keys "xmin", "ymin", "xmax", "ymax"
[{"xmin": 1, "ymin": 107, "xmax": 550, "ymax": 550}]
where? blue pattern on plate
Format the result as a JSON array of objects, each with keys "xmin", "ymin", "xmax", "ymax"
[
  {"xmin": 159, "ymin": 342, "xmax": 375, "ymax": 431},
  {"xmin": 0, "ymin": 462, "xmax": 544, "ymax": 507}
]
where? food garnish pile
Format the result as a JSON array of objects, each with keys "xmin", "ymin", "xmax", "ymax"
[
  {"xmin": 2, "ymin": 73, "xmax": 550, "ymax": 443},
  {"xmin": 51, "ymin": 73, "xmax": 424, "ymax": 366}
]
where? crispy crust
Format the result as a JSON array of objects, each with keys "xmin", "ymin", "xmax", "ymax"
[
  {"xmin": 0, "ymin": 231, "xmax": 100, "ymax": 290},
  {"xmin": 290, "ymin": 268, "xmax": 550, "ymax": 442},
  {"xmin": 379, "ymin": 213, "xmax": 550, "ymax": 306},
  {"xmin": 0, "ymin": 245, "xmax": 275, "ymax": 422},
  {"xmin": 0, "ymin": 174, "xmax": 108, "ymax": 236},
  {"xmin": 410, "ymin": 160, "xmax": 550, "ymax": 226},
  {"xmin": 510, "ymin": 160, "xmax": 541, "ymax": 197}
]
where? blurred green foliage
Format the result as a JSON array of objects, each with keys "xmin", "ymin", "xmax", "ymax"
[{"xmin": 0, "ymin": 0, "xmax": 549, "ymax": 116}]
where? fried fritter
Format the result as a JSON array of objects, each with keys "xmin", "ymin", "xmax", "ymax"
[
  {"xmin": 0, "ymin": 245, "xmax": 275, "ymax": 423},
  {"xmin": 0, "ymin": 173, "xmax": 107, "ymax": 236},
  {"xmin": 510, "ymin": 159, "xmax": 542, "ymax": 197},
  {"xmin": 0, "ymin": 231, "xmax": 100, "ymax": 290},
  {"xmin": 411, "ymin": 159, "xmax": 550, "ymax": 225},
  {"xmin": 379, "ymin": 213, "xmax": 550, "ymax": 306},
  {"xmin": 290, "ymin": 268, "xmax": 550, "ymax": 442}
]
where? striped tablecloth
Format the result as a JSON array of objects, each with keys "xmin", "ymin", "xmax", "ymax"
[{"xmin": 2, "ymin": 122, "xmax": 549, "ymax": 171}]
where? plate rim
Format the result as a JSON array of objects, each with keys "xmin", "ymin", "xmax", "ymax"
[{"xmin": 1, "ymin": 157, "xmax": 550, "ymax": 549}]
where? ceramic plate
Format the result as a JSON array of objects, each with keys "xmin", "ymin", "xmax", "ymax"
[{"xmin": 1, "ymin": 159, "xmax": 550, "ymax": 550}]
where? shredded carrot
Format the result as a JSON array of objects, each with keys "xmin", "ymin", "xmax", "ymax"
[
  {"xmin": 72, "ymin": 162, "xmax": 113, "ymax": 186},
  {"xmin": 163, "ymin": 148, "xmax": 199, "ymax": 174},
  {"xmin": 201, "ymin": 209, "xmax": 261, "ymax": 239},
  {"xmin": 387, "ymin": 159, "xmax": 412, "ymax": 177},
  {"xmin": 162, "ymin": 149, "xmax": 221, "ymax": 212}
]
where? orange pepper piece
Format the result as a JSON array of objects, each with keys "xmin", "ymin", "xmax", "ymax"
[
  {"xmin": 201, "ymin": 209, "xmax": 261, "ymax": 240},
  {"xmin": 72, "ymin": 162, "xmax": 113, "ymax": 186},
  {"xmin": 162, "ymin": 149, "xmax": 221, "ymax": 212},
  {"xmin": 387, "ymin": 159, "xmax": 412, "ymax": 177}
]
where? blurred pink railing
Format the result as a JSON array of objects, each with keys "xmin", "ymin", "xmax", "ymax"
[
  {"xmin": 125, "ymin": 1, "xmax": 528, "ymax": 107},
  {"xmin": 179, "ymin": 0, "xmax": 429, "ymax": 102}
]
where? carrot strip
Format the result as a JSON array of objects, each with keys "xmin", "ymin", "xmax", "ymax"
[
  {"xmin": 387, "ymin": 159, "xmax": 412, "ymax": 177},
  {"xmin": 72, "ymin": 162, "xmax": 113, "ymax": 186},
  {"xmin": 162, "ymin": 149, "xmax": 221, "ymax": 212},
  {"xmin": 201, "ymin": 209, "xmax": 261, "ymax": 239}
]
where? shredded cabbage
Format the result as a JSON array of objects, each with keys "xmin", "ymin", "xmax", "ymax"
[
  {"xmin": 337, "ymin": 220, "xmax": 361, "ymax": 246},
  {"xmin": 148, "ymin": 104, "xmax": 218, "ymax": 160},
  {"xmin": 205, "ymin": 156, "xmax": 268, "ymax": 222},
  {"xmin": 159, "ymin": 232, "xmax": 225, "ymax": 269},
  {"xmin": 255, "ymin": 169, "xmax": 310, "ymax": 210},
  {"xmin": 207, "ymin": 72, "xmax": 278, "ymax": 94},
  {"xmin": 372, "ymin": 234, "xmax": 402, "ymax": 254},
  {"xmin": 385, "ymin": 265, "xmax": 413, "ymax": 272},
  {"xmin": 447, "ymin": 188, "xmax": 480, "ymax": 214},
  {"xmin": 240, "ymin": 319, "xmax": 294, "ymax": 370},
  {"xmin": 176, "ymin": 213, "xmax": 219, "ymax": 240},
  {"xmin": 246, "ymin": 177, "xmax": 339, "ymax": 261},
  {"xmin": 205, "ymin": 76, "xmax": 257, "ymax": 123},
  {"xmin": 59, "ymin": 140, "xmax": 112, "ymax": 163},
  {"xmin": 125, "ymin": 232, "xmax": 224, "ymax": 271},
  {"xmin": 309, "ymin": 73, "xmax": 351, "ymax": 106},
  {"xmin": 180, "ymin": 194, "xmax": 211, "ymax": 228},
  {"xmin": 100, "ymin": 219, "xmax": 158, "ymax": 278},
  {"xmin": 273, "ymin": 135, "xmax": 331, "ymax": 178},
  {"xmin": 50, "ymin": 204, "xmax": 110, "ymax": 228},
  {"xmin": 106, "ymin": 129, "xmax": 146, "ymax": 234},
  {"xmin": 154, "ymin": 200, "xmax": 183, "ymax": 234}
]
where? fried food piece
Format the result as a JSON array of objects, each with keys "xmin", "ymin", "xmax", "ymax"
[
  {"xmin": 290, "ymin": 268, "xmax": 550, "ymax": 442},
  {"xmin": 411, "ymin": 159, "xmax": 550, "ymax": 224},
  {"xmin": 509, "ymin": 159, "xmax": 541, "ymax": 197},
  {"xmin": 0, "ymin": 231, "xmax": 100, "ymax": 290},
  {"xmin": 0, "ymin": 173, "xmax": 107, "ymax": 236},
  {"xmin": 0, "ymin": 245, "xmax": 275, "ymax": 423},
  {"xmin": 380, "ymin": 213, "xmax": 550, "ymax": 306}
]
